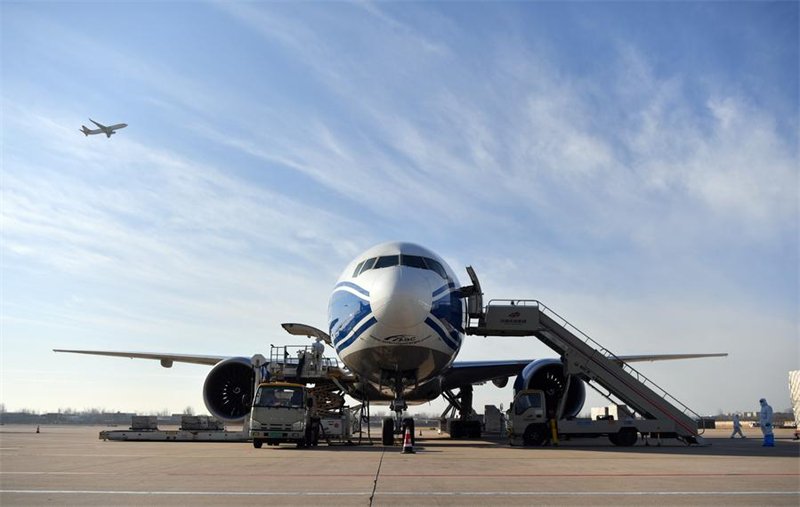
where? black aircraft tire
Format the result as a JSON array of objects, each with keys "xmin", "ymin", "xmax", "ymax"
[
  {"xmin": 467, "ymin": 420, "xmax": 482, "ymax": 439},
  {"xmin": 253, "ymin": 439, "xmax": 263, "ymax": 449},
  {"xmin": 382, "ymin": 417, "xmax": 395, "ymax": 446},
  {"xmin": 449, "ymin": 420, "xmax": 462, "ymax": 439}
]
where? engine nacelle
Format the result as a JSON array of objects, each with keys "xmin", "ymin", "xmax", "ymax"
[
  {"xmin": 202, "ymin": 357, "xmax": 255, "ymax": 422},
  {"xmin": 513, "ymin": 359, "xmax": 585, "ymax": 418}
]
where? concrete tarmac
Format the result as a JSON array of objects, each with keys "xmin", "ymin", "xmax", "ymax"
[{"xmin": 1, "ymin": 425, "xmax": 798, "ymax": 506}]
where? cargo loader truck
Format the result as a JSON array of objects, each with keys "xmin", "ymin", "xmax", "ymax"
[{"xmin": 249, "ymin": 381, "xmax": 320, "ymax": 448}]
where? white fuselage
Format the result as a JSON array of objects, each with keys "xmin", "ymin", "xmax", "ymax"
[{"xmin": 327, "ymin": 242, "xmax": 464, "ymax": 398}]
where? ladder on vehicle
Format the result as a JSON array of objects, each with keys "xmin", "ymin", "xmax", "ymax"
[{"xmin": 465, "ymin": 296, "xmax": 706, "ymax": 444}]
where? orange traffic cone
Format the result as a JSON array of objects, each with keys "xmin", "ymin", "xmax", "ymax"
[{"xmin": 401, "ymin": 426, "xmax": 415, "ymax": 454}]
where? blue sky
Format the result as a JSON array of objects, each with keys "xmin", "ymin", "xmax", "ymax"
[{"xmin": 1, "ymin": 1, "xmax": 797, "ymax": 416}]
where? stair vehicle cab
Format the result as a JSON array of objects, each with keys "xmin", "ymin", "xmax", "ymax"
[{"xmin": 249, "ymin": 382, "xmax": 320, "ymax": 448}]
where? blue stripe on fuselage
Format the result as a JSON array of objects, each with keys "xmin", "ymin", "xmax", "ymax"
[
  {"xmin": 425, "ymin": 317, "xmax": 457, "ymax": 350},
  {"xmin": 336, "ymin": 316, "xmax": 377, "ymax": 354},
  {"xmin": 334, "ymin": 281, "xmax": 370, "ymax": 298},
  {"xmin": 431, "ymin": 289, "xmax": 464, "ymax": 334},
  {"xmin": 329, "ymin": 291, "xmax": 372, "ymax": 346},
  {"xmin": 432, "ymin": 282, "xmax": 456, "ymax": 298}
]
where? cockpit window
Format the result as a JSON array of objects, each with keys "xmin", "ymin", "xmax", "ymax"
[
  {"xmin": 424, "ymin": 258, "xmax": 448, "ymax": 279},
  {"xmin": 353, "ymin": 254, "xmax": 448, "ymax": 280},
  {"xmin": 401, "ymin": 255, "xmax": 427, "ymax": 269},
  {"xmin": 373, "ymin": 255, "xmax": 400, "ymax": 269},
  {"xmin": 357, "ymin": 257, "xmax": 377, "ymax": 275}
]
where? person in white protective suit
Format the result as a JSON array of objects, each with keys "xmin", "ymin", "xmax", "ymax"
[
  {"xmin": 730, "ymin": 413, "xmax": 745, "ymax": 439},
  {"xmin": 311, "ymin": 337, "xmax": 325, "ymax": 371},
  {"xmin": 759, "ymin": 398, "xmax": 774, "ymax": 447}
]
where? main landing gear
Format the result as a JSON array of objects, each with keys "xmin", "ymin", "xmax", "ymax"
[{"xmin": 441, "ymin": 385, "xmax": 482, "ymax": 439}]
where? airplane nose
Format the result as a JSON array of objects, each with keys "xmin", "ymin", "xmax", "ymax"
[{"xmin": 370, "ymin": 268, "xmax": 432, "ymax": 329}]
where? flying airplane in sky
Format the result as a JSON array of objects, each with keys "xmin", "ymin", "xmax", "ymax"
[
  {"xmin": 80, "ymin": 118, "xmax": 128, "ymax": 138},
  {"xmin": 56, "ymin": 242, "xmax": 725, "ymax": 442}
]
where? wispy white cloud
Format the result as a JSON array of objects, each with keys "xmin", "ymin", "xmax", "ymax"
[{"xmin": 211, "ymin": 4, "xmax": 797, "ymax": 252}]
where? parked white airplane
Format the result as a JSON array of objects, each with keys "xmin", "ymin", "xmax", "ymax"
[
  {"xmin": 80, "ymin": 118, "xmax": 127, "ymax": 138},
  {"xmin": 55, "ymin": 242, "xmax": 725, "ymax": 440}
]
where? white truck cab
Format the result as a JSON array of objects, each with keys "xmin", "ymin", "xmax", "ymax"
[{"xmin": 249, "ymin": 382, "xmax": 319, "ymax": 448}]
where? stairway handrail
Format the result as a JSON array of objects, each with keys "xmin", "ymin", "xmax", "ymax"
[{"xmin": 483, "ymin": 299, "xmax": 706, "ymax": 434}]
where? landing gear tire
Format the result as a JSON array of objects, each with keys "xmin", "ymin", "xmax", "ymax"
[
  {"xmin": 522, "ymin": 424, "xmax": 548, "ymax": 446},
  {"xmin": 382, "ymin": 417, "xmax": 395, "ymax": 446},
  {"xmin": 402, "ymin": 417, "xmax": 416, "ymax": 445},
  {"xmin": 449, "ymin": 420, "xmax": 463, "ymax": 439},
  {"xmin": 467, "ymin": 420, "xmax": 482, "ymax": 438},
  {"xmin": 610, "ymin": 428, "xmax": 638, "ymax": 447},
  {"xmin": 253, "ymin": 439, "xmax": 263, "ymax": 449}
]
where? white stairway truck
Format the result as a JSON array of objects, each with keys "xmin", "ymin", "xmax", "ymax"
[{"xmin": 462, "ymin": 268, "xmax": 708, "ymax": 446}]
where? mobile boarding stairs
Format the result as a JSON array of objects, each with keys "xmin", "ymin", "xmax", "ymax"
[{"xmin": 461, "ymin": 267, "xmax": 708, "ymax": 446}]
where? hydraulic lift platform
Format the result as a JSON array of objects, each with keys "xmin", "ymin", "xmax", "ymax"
[{"xmin": 462, "ymin": 267, "xmax": 708, "ymax": 445}]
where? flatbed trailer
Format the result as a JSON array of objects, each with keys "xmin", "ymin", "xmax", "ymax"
[{"xmin": 99, "ymin": 429, "xmax": 249, "ymax": 442}]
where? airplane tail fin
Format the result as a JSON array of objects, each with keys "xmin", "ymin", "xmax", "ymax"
[{"xmin": 80, "ymin": 126, "xmax": 90, "ymax": 136}]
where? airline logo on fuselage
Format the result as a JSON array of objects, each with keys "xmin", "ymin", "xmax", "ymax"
[{"xmin": 369, "ymin": 334, "xmax": 431, "ymax": 345}]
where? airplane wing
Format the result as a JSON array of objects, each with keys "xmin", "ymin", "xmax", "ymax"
[
  {"xmin": 442, "ymin": 353, "xmax": 727, "ymax": 389},
  {"xmin": 107, "ymin": 123, "xmax": 127, "ymax": 130},
  {"xmin": 89, "ymin": 118, "xmax": 107, "ymax": 129},
  {"xmin": 53, "ymin": 349, "xmax": 227, "ymax": 367},
  {"xmin": 442, "ymin": 360, "xmax": 530, "ymax": 389},
  {"xmin": 614, "ymin": 353, "xmax": 728, "ymax": 363}
]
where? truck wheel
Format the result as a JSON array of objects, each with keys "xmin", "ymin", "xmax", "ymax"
[
  {"xmin": 612, "ymin": 428, "xmax": 638, "ymax": 447},
  {"xmin": 382, "ymin": 417, "xmax": 395, "ymax": 446},
  {"xmin": 523, "ymin": 424, "xmax": 547, "ymax": 446},
  {"xmin": 253, "ymin": 439, "xmax": 263, "ymax": 449}
]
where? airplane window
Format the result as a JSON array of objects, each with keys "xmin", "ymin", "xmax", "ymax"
[
  {"xmin": 374, "ymin": 255, "xmax": 399, "ymax": 269},
  {"xmin": 352, "ymin": 261, "xmax": 365, "ymax": 277},
  {"xmin": 358, "ymin": 257, "xmax": 377, "ymax": 276},
  {"xmin": 424, "ymin": 258, "xmax": 448, "ymax": 279},
  {"xmin": 401, "ymin": 255, "xmax": 427, "ymax": 269}
]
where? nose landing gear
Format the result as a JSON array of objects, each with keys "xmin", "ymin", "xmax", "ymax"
[{"xmin": 382, "ymin": 396, "xmax": 415, "ymax": 446}]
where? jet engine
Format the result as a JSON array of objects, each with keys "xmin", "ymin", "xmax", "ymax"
[
  {"xmin": 202, "ymin": 357, "xmax": 255, "ymax": 422},
  {"xmin": 513, "ymin": 359, "xmax": 585, "ymax": 418}
]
